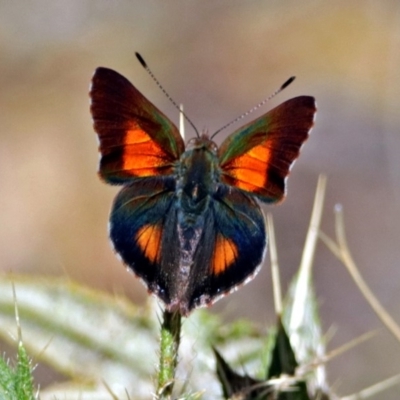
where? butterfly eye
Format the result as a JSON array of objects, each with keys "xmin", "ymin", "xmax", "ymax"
[
  {"xmin": 186, "ymin": 137, "xmax": 199, "ymax": 150},
  {"xmin": 207, "ymin": 140, "xmax": 218, "ymax": 154}
]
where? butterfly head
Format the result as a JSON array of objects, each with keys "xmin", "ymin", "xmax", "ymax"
[{"xmin": 186, "ymin": 133, "xmax": 218, "ymax": 154}]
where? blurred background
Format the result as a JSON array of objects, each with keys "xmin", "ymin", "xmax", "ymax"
[{"xmin": 0, "ymin": 0, "xmax": 399, "ymax": 397}]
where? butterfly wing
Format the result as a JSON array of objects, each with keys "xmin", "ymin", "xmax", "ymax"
[
  {"xmin": 90, "ymin": 67, "xmax": 185, "ymax": 184},
  {"xmin": 181, "ymin": 186, "xmax": 266, "ymax": 313},
  {"xmin": 218, "ymin": 96, "xmax": 316, "ymax": 203},
  {"xmin": 110, "ymin": 178, "xmax": 265, "ymax": 315},
  {"xmin": 109, "ymin": 177, "xmax": 182, "ymax": 306}
]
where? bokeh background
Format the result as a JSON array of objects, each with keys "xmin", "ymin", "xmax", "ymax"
[{"xmin": 1, "ymin": 0, "xmax": 400, "ymax": 397}]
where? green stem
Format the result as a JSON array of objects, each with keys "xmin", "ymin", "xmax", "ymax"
[{"xmin": 157, "ymin": 310, "xmax": 182, "ymax": 398}]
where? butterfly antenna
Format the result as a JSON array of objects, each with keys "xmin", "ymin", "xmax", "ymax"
[
  {"xmin": 135, "ymin": 52, "xmax": 200, "ymax": 137},
  {"xmin": 210, "ymin": 76, "xmax": 296, "ymax": 139}
]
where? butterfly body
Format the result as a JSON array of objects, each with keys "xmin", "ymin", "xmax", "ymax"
[
  {"xmin": 176, "ymin": 137, "xmax": 218, "ymax": 218},
  {"xmin": 90, "ymin": 67, "xmax": 316, "ymax": 315}
]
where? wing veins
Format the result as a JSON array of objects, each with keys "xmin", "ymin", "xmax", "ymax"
[
  {"xmin": 117, "ymin": 187, "xmax": 172, "ymax": 211},
  {"xmin": 215, "ymin": 193, "xmax": 263, "ymax": 233}
]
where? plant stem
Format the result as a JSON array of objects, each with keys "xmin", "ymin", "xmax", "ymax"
[{"xmin": 157, "ymin": 310, "xmax": 182, "ymax": 398}]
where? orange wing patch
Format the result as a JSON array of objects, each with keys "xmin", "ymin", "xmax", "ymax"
[
  {"xmin": 135, "ymin": 224, "xmax": 163, "ymax": 264},
  {"xmin": 212, "ymin": 235, "xmax": 238, "ymax": 275},
  {"xmin": 222, "ymin": 143, "xmax": 272, "ymax": 192},
  {"xmin": 122, "ymin": 122, "xmax": 173, "ymax": 177}
]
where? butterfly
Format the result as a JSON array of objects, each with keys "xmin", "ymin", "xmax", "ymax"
[{"xmin": 90, "ymin": 61, "xmax": 316, "ymax": 316}]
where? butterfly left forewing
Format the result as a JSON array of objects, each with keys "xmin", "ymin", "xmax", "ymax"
[
  {"xmin": 218, "ymin": 96, "xmax": 316, "ymax": 203},
  {"xmin": 90, "ymin": 67, "xmax": 184, "ymax": 184}
]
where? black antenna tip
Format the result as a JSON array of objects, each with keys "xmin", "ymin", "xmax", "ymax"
[
  {"xmin": 135, "ymin": 52, "xmax": 147, "ymax": 68},
  {"xmin": 281, "ymin": 76, "xmax": 296, "ymax": 90}
]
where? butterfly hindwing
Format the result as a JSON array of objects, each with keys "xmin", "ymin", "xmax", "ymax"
[
  {"xmin": 183, "ymin": 186, "xmax": 266, "ymax": 312},
  {"xmin": 109, "ymin": 177, "xmax": 181, "ymax": 305},
  {"xmin": 218, "ymin": 96, "xmax": 316, "ymax": 203},
  {"xmin": 90, "ymin": 67, "xmax": 184, "ymax": 184}
]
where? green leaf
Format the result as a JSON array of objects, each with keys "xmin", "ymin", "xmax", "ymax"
[
  {"xmin": 0, "ymin": 340, "xmax": 36, "ymax": 400},
  {"xmin": 0, "ymin": 276, "xmax": 158, "ymax": 399},
  {"xmin": 214, "ymin": 347, "xmax": 263, "ymax": 399},
  {"xmin": 0, "ymin": 276, "xmax": 267, "ymax": 399},
  {"xmin": 266, "ymin": 317, "xmax": 298, "ymax": 379}
]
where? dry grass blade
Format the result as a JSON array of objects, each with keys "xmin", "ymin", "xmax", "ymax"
[
  {"xmin": 340, "ymin": 373, "xmax": 400, "ymax": 400},
  {"xmin": 289, "ymin": 174, "xmax": 326, "ymax": 334},
  {"xmin": 267, "ymin": 213, "xmax": 282, "ymax": 315},
  {"xmin": 319, "ymin": 205, "xmax": 400, "ymax": 344},
  {"xmin": 297, "ymin": 330, "xmax": 377, "ymax": 376},
  {"xmin": 282, "ymin": 174, "xmax": 328, "ymax": 395},
  {"xmin": 102, "ymin": 380, "xmax": 119, "ymax": 400},
  {"xmin": 179, "ymin": 104, "xmax": 185, "ymax": 140}
]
